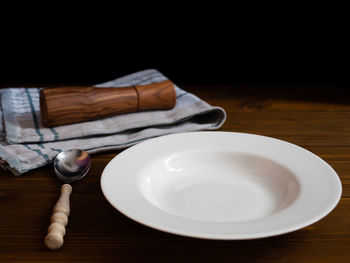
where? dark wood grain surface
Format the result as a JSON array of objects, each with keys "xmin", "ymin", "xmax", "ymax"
[{"xmin": 1, "ymin": 84, "xmax": 349, "ymax": 263}]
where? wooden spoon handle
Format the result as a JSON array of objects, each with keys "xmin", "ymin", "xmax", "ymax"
[
  {"xmin": 45, "ymin": 184, "xmax": 72, "ymax": 250},
  {"xmin": 40, "ymin": 80, "xmax": 176, "ymax": 127}
]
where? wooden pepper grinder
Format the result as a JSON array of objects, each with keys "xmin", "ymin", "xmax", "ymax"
[{"xmin": 40, "ymin": 80, "xmax": 176, "ymax": 127}]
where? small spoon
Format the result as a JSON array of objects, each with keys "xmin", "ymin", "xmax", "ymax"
[{"xmin": 45, "ymin": 149, "xmax": 91, "ymax": 250}]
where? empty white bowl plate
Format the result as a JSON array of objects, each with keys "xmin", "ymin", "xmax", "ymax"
[{"xmin": 101, "ymin": 132, "xmax": 342, "ymax": 239}]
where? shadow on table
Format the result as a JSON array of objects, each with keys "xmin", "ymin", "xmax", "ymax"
[{"xmin": 189, "ymin": 84, "xmax": 350, "ymax": 105}]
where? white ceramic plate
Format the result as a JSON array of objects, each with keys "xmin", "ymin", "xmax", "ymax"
[{"xmin": 101, "ymin": 132, "xmax": 342, "ymax": 240}]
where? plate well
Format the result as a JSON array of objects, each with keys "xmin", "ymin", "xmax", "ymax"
[{"xmin": 140, "ymin": 151, "xmax": 300, "ymax": 222}]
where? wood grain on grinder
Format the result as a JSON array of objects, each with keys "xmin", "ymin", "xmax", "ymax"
[{"xmin": 40, "ymin": 80, "xmax": 176, "ymax": 127}]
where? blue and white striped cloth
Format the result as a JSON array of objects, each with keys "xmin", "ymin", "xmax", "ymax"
[{"xmin": 0, "ymin": 69, "xmax": 226, "ymax": 175}]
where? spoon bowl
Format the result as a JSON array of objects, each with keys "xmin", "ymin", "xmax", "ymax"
[{"xmin": 54, "ymin": 149, "xmax": 91, "ymax": 183}]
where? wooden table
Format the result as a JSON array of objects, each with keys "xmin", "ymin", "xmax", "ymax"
[{"xmin": 1, "ymin": 85, "xmax": 349, "ymax": 262}]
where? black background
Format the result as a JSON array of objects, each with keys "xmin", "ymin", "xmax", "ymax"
[{"xmin": 1, "ymin": 1, "xmax": 349, "ymax": 85}]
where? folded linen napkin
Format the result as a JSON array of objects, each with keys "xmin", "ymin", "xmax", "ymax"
[{"xmin": 0, "ymin": 69, "xmax": 226, "ymax": 175}]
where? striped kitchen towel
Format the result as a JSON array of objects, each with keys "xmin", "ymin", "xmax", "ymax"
[{"xmin": 0, "ymin": 69, "xmax": 226, "ymax": 175}]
